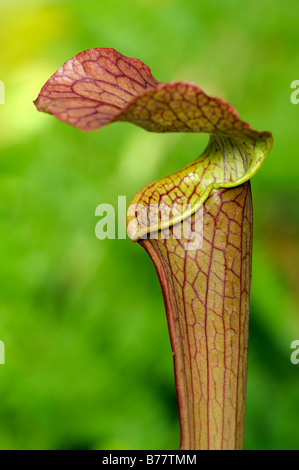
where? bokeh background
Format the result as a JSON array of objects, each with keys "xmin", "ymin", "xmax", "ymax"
[{"xmin": 0, "ymin": 0, "xmax": 298, "ymax": 450}]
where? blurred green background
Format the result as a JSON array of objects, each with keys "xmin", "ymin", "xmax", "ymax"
[{"xmin": 0, "ymin": 0, "xmax": 298, "ymax": 450}]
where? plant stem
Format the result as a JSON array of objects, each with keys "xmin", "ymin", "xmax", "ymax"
[{"xmin": 140, "ymin": 182, "xmax": 252, "ymax": 450}]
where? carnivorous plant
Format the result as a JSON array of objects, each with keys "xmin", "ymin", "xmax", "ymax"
[{"xmin": 35, "ymin": 48, "xmax": 273, "ymax": 450}]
